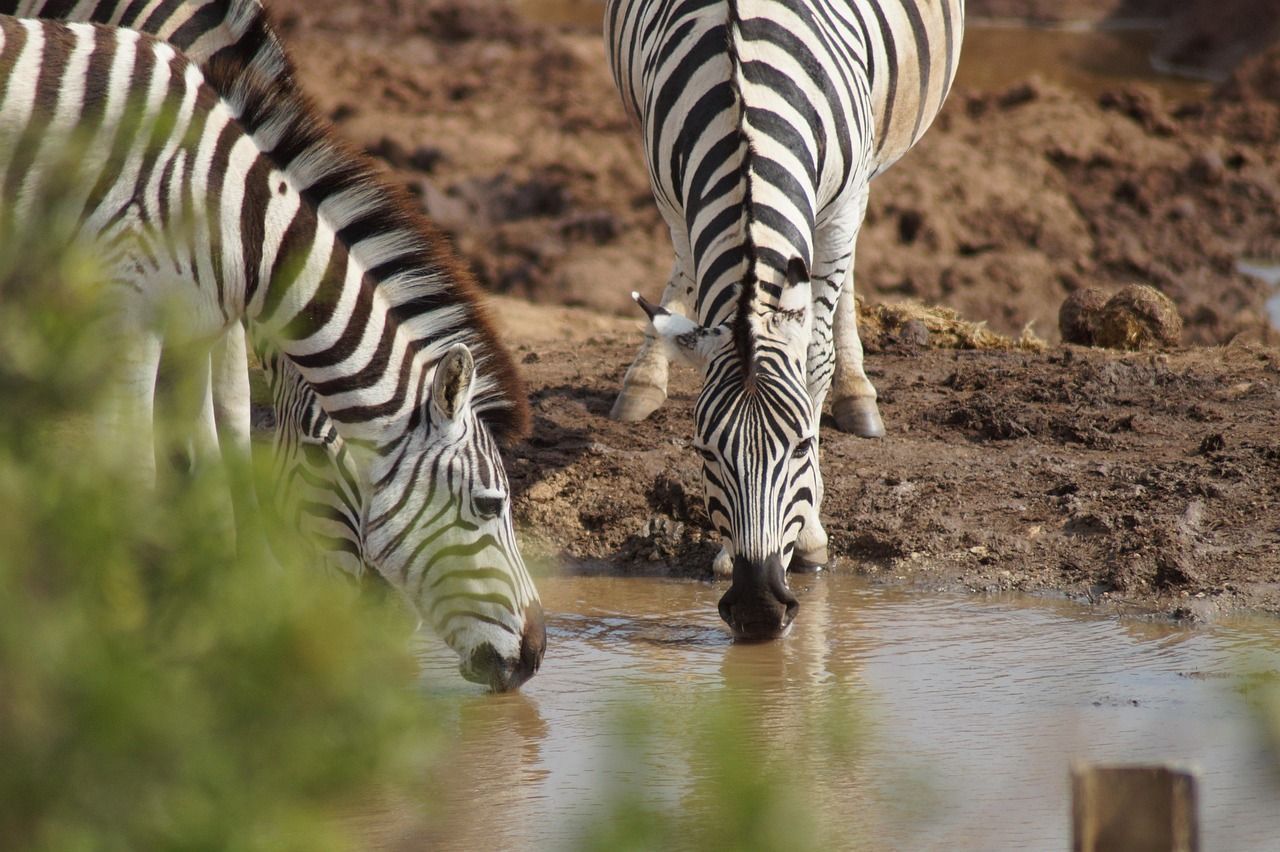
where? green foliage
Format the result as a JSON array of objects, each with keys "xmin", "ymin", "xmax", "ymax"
[
  {"xmin": 574, "ymin": 686, "xmax": 866, "ymax": 852},
  {"xmin": 0, "ymin": 194, "xmax": 437, "ymax": 852}
]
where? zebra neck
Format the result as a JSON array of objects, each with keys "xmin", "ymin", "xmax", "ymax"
[{"xmin": 245, "ymin": 192, "xmax": 465, "ymax": 449}]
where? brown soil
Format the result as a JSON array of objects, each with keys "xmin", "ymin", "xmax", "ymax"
[
  {"xmin": 264, "ymin": 0, "xmax": 1280, "ymax": 620},
  {"xmin": 496, "ymin": 297, "xmax": 1280, "ymax": 622}
]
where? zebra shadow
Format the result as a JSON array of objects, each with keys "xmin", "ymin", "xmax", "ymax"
[{"xmin": 505, "ymin": 380, "xmax": 611, "ymax": 500}]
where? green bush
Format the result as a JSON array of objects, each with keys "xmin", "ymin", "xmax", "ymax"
[{"xmin": 0, "ymin": 190, "xmax": 436, "ymax": 852}]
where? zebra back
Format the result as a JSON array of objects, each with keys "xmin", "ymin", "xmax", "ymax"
[{"xmin": 3, "ymin": 0, "xmax": 531, "ymax": 443}]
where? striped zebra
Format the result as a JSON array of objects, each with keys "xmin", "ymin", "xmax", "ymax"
[
  {"xmin": 256, "ymin": 340, "xmax": 365, "ymax": 579},
  {"xmin": 606, "ymin": 0, "xmax": 963, "ymax": 638},
  {"xmin": 0, "ymin": 14, "xmax": 545, "ymax": 691}
]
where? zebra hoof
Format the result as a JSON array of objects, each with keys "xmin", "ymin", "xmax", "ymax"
[
  {"xmin": 712, "ymin": 548, "xmax": 733, "ymax": 577},
  {"xmin": 610, "ymin": 384, "xmax": 666, "ymax": 422},
  {"xmin": 833, "ymin": 397, "xmax": 885, "ymax": 438},
  {"xmin": 792, "ymin": 546, "xmax": 828, "ymax": 572}
]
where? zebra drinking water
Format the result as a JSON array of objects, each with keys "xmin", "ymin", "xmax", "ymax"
[
  {"xmin": 0, "ymin": 14, "xmax": 544, "ymax": 690},
  {"xmin": 606, "ymin": 0, "xmax": 963, "ymax": 638}
]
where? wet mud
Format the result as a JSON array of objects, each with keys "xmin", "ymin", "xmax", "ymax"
[{"xmin": 262, "ymin": 0, "xmax": 1280, "ymax": 619}]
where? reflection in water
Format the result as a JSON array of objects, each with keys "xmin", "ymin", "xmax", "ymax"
[
  {"xmin": 361, "ymin": 575, "xmax": 1280, "ymax": 851},
  {"xmin": 1236, "ymin": 259, "xmax": 1280, "ymax": 331}
]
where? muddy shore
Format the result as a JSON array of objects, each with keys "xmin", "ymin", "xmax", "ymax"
[
  {"xmin": 493, "ymin": 297, "xmax": 1280, "ymax": 622},
  {"xmin": 263, "ymin": 0, "xmax": 1280, "ymax": 619}
]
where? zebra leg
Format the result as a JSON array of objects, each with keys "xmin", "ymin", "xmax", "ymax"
[
  {"xmin": 610, "ymin": 261, "xmax": 691, "ymax": 422},
  {"xmin": 211, "ymin": 322, "xmax": 279, "ymax": 565},
  {"xmin": 795, "ymin": 280, "xmax": 839, "ymax": 571},
  {"xmin": 712, "ymin": 545, "xmax": 734, "ymax": 577},
  {"xmin": 831, "ymin": 267, "xmax": 885, "ymax": 438},
  {"xmin": 104, "ymin": 328, "xmax": 165, "ymax": 487},
  {"xmin": 210, "ymin": 321, "xmax": 251, "ymax": 467}
]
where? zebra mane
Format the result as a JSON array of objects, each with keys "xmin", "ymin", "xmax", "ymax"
[
  {"xmin": 724, "ymin": 0, "xmax": 761, "ymax": 389},
  {"xmin": 203, "ymin": 2, "xmax": 530, "ymax": 444}
]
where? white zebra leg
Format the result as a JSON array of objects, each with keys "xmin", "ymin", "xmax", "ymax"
[
  {"xmin": 712, "ymin": 544, "xmax": 734, "ymax": 578},
  {"xmin": 211, "ymin": 322, "xmax": 282, "ymax": 568},
  {"xmin": 831, "ymin": 270, "xmax": 885, "ymax": 438},
  {"xmin": 104, "ymin": 329, "xmax": 164, "ymax": 488},
  {"xmin": 610, "ymin": 260, "xmax": 691, "ymax": 422},
  {"xmin": 796, "ymin": 295, "xmax": 836, "ymax": 571},
  {"xmin": 186, "ymin": 357, "xmax": 221, "ymax": 472},
  {"xmin": 211, "ymin": 321, "xmax": 251, "ymax": 467}
]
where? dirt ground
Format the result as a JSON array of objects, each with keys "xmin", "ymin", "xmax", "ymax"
[{"xmin": 263, "ymin": 0, "xmax": 1280, "ymax": 620}]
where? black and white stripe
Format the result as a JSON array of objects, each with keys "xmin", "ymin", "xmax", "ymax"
[
  {"xmin": 0, "ymin": 13, "xmax": 544, "ymax": 690},
  {"xmin": 607, "ymin": 0, "xmax": 963, "ymax": 638}
]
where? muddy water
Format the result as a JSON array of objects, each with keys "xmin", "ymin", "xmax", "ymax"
[
  {"xmin": 954, "ymin": 26, "xmax": 1213, "ymax": 101},
  {"xmin": 360, "ymin": 574, "xmax": 1280, "ymax": 851},
  {"xmin": 516, "ymin": 2, "xmax": 1212, "ymax": 102},
  {"xmin": 1237, "ymin": 260, "xmax": 1280, "ymax": 331}
]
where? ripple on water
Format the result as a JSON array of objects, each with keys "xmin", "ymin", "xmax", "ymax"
[{"xmin": 401, "ymin": 574, "xmax": 1280, "ymax": 852}]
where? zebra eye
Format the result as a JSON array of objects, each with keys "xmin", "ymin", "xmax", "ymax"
[
  {"xmin": 792, "ymin": 437, "xmax": 814, "ymax": 460},
  {"xmin": 474, "ymin": 493, "xmax": 506, "ymax": 520},
  {"xmin": 695, "ymin": 445, "xmax": 718, "ymax": 464}
]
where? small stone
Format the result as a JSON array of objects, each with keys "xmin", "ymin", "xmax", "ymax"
[
  {"xmin": 1188, "ymin": 150, "xmax": 1225, "ymax": 185},
  {"xmin": 1059, "ymin": 287, "xmax": 1109, "ymax": 345},
  {"xmin": 526, "ymin": 481, "xmax": 556, "ymax": 503}
]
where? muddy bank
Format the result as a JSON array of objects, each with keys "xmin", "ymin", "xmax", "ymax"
[
  {"xmin": 270, "ymin": 0, "xmax": 1280, "ymax": 349},
  {"xmin": 255, "ymin": 1, "xmax": 1280, "ymax": 619},
  {"xmin": 492, "ymin": 297, "xmax": 1280, "ymax": 622}
]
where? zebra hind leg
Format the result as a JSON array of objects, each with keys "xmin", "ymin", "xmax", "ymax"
[
  {"xmin": 831, "ymin": 278, "xmax": 885, "ymax": 438},
  {"xmin": 794, "ymin": 522, "xmax": 829, "ymax": 571},
  {"xmin": 610, "ymin": 270, "xmax": 689, "ymax": 422}
]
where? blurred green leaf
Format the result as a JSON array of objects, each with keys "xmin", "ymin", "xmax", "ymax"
[{"xmin": 0, "ymin": 187, "xmax": 437, "ymax": 852}]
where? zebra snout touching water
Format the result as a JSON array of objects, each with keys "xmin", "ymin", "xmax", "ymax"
[
  {"xmin": 0, "ymin": 13, "xmax": 544, "ymax": 690},
  {"xmin": 258, "ymin": 341, "xmax": 546, "ymax": 692},
  {"xmin": 607, "ymin": 0, "xmax": 963, "ymax": 638}
]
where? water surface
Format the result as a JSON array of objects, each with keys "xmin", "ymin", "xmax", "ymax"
[
  {"xmin": 516, "ymin": 2, "xmax": 1213, "ymax": 103},
  {"xmin": 364, "ymin": 574, "xmax": 1280, "ymax": 851}
]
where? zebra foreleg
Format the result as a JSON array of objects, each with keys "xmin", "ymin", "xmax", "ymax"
[
  {"xmin": 831, "ymin": 272, "xmax": 885, "ymax": 438},
  {"xmin": 797, "ymin": 314, "xmax": 835, "ymax": 571},
  {"xmin": 712, "ymin": 544, "xmax": 733, "ymax": 577},
  {"xmin": 610, "ymin": 262, "xmax": 691, "ymax": 422}
]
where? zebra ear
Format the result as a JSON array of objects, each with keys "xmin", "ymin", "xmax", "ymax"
[
  {"xmin": 430, "ymin": 344, "xmax": 475, "ymax": 424},
  {"xmin": 779, "ymin": 256, "xmax": 811, "ymax": 314},
  {"xmin": 632, "ymin": 291, "xmax": 722, "ymax": 371}
]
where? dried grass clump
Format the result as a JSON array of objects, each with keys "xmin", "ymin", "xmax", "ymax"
[
  {"xmin": 1058, "ymin": 284, "xmax": 1182, "ymax": 350},
  {"xmin": 857, "ymin": 298, "xmax": 1046, "ymax": 352}
]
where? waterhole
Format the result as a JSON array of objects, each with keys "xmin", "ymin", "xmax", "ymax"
[
  {"xmin": 362, "ymin": 573, "xmax": 1279, "ymax": 850},
  {"xmin": 1236, "ymin": 259, "xmax": 1280, "ymax": 332},
  {"xmin": 514, "ymin": 3, "xmax": 1213, "ymax": 102}
]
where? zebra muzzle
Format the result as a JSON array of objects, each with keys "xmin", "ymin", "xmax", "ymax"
[
  {"xmin": 461, "ymin": 601, "xmax": 546, "ymax": 693},
  {"xmin": 718, "ymin": 553, "xmax": 799, "ymax": 641}
]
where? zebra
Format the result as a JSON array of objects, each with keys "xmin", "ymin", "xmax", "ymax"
[
  {"xmin": 0, "ymin": 14, "xmax": 545, "ymax": 691},
  {"xmin": 255, "ymin": 338, "xmax": 365, "ymax": 580},
  {"xmin": 605, "ymin": 0, "xmax": 963, "ymax": 638}
]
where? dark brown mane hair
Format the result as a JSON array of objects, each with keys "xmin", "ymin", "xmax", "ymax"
[{"xmin": 202, "ymin": 3, "xmax": 529, "ymax": 443}]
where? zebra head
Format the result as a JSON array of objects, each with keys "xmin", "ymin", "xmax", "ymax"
[
  {"xmin": 637, "ymin": 259, "xmax": 818, "ymax": 641},
  {"xmin": 263, "ymin": 343, "xmax": 544, "ymax": 692}
]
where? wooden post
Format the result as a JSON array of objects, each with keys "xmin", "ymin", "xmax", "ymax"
[{"xmin": 1071, "ymin": 763, "xmax": 1200, "ymax": 852}]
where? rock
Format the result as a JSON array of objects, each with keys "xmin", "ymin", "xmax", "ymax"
[
  {"xmin": 1059, "ymin": 287, "xmax": 1109, "ymax": 345},
  {"xmin": 1187, "ymin": 150, "xmax": 1225, "ymax": 185},
  {"xmin": 1094, "ymin": 284, "xmax": 1183, "ymax": 350}
]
